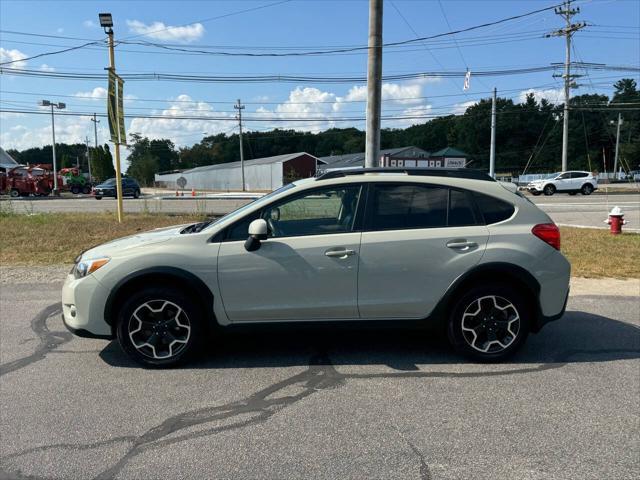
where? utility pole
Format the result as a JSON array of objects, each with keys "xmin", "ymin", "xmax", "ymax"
[
  {"xmin": 90, "ymin": 113, "xmax": 99, "ymax": 183},
  {"xmin": 613, "ymin": 112, "xmax": 623, "ymax": 179},
  {"xmin": 234, "ymin": 99, "xmax": 246, "ymax": 191},
  {"xmin": 85, "ymin": 136, "xmax": 92, "ymax": 183},
  {"xmin": 99, "ymin": 12, "xmax": 124, "ymax": 222},
  {"xmin": 489, "ymin": 87, "xmax": 497, "ymax": 178},
  {"xmin": 365, "ymin": 0, "xmax": 383, "ymax": 168},
  {"xmin": 548, "ymin": 0, "xmax": 586, "ymax": 171}
]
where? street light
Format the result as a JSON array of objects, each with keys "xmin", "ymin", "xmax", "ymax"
[
  {"xmin": 39, "ymin": 100, "xmax": 66, "ymax": 195},
  {"xmin": 98, "ymin": 12, "xmax": 125, "ymax": 222},
  {"xmin": 98, "ymin": 13, "xmax": 113, "ymax": 29}
]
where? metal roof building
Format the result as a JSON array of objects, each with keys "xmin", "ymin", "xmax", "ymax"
[
  {"xmin": 0, "ymin": 146, "xmax": 20, "ymax": 171},
  {"xmin": 155, "ymin": 152, "xmax": 325, "ymax": 192},
  {"xmin": 319, "ymin": 146, "xmax": 468, "ymax": 171}
]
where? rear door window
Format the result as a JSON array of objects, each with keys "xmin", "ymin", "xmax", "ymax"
[
  {"xmin": 367, "ymin": 184, "xmax": 448, "ymax": 230},
  {"xmin": 448, "ymin": 189, "xmax": 479, "ymax": 227}
]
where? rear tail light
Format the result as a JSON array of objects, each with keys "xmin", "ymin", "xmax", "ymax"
[{"xmin": 532, "ymin": 223, "xmax": 561, "ymax": 250}]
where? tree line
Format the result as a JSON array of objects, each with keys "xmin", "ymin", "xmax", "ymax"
[{"xmin": 7, "ymin": 79, "xmax": 639, "ymax": 186}]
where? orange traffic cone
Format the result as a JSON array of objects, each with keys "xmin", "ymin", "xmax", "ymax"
[{"xmin": 191, "ymin": 188, "xmax": 196, "ymax": 197}]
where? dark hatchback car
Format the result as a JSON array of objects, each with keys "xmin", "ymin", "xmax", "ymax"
[{"xmin": 94, "ymin": 177, "xmax": 141, "ymax": 200}]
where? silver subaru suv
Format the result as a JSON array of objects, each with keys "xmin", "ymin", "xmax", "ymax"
[{"xmin": 62, "ymin": 168, "xmax": 570, "ymax": 367}]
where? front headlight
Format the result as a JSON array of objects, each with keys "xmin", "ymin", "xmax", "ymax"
[{"xmin": 74, "ymin": 257, "xmax": 110, "ymax": 279}]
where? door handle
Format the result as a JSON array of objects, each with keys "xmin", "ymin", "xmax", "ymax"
[
  {"xmin": 446, "ymin": 240, "xmax": 478, "ymax": 251},
  {"xmin": 325, "ymin": 249, "xmax": 356, "ymax": 258}
]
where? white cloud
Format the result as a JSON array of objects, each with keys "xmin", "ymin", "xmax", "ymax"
[
  {"xmin": 1, "ymin": 116, "xmax": 104, "ymax": 152},
  {"xmin": 73, "ymin": 87, "xmax": 136, "ymax": 105},
  {"xmin": 256, "ymin": 81, "xmax": 436, "ymax": 132},
  {"xmin": 519, "ymin": 88, "xmax": 563, "ymax": 105},
  {"xmin": 451, "ymin": 100, "xmax": 477, "ymax": 115},
  {"xmin": 39, "ymin": 64, "xmax": 55, "ymax": 72},
  {"xmin": 83, "ymin": 20, "xmax": 97, "ymax": 28},
  {"xmin": 128, "ymin": 94, "xmax": 232, "ymax": 146},
  {"xmin": 0, "ymin": 47, "xmax": 27, "ymax": 69},
  {"xmin": 126, "ymin": 20, "xmax": 205, "ymax": 43},
  {"xmin": 74, "ymin": 87, "xmax": 108, "ymax": 100}
]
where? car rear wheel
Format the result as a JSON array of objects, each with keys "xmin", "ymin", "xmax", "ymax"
[
  {"xmin": 543, "ymin": 184, "xmax": 556, "ymax": 196},
  {"xmin": 581, "ymin": 184, "xmax": 594, "ymax": 195},
  {"xmin": 71, "ymin": 185, "xmax": 81, "ymax": 195},
  {"xmin": 116, "ymin": 287, "xmax": 203, "ymax": 368},
  {"xmin": 530, "ymin": 191, "xmax": 542, "ymax": 196},
  {"xmin": 448, "ymin": 284, "xmax": 530, "ymax": 362},
  {"xmin": 95, "ymin": 196, "xmax": 102, "ymax": 200},
  {"xmin": 9, "ymin": 189, "xmax": 20, "ymax": 198}
]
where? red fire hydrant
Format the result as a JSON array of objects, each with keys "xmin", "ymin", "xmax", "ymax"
[{"xmin": 605, "ymin": 206, "xmax": 627, "ymax": 235}]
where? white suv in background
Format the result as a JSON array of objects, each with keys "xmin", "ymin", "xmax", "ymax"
[
  {"xmin": 526, "ymin": 171, "xmax": 598, "ymax": 196},
  {"xmin": 62, "ymin": 168, "xmax": 571, "ymax": 367}
]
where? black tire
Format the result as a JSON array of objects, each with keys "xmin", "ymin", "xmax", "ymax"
[
  {"xmin": 70, "ymin": 185, "xmax": 80, "ymax": 195},
  {"xmin": 116, "ymin": 287, "xmax": 204, "ymax": 368},
  {"xmin": 530, "ymin": 191, "xmax": 542, "ymax": 196},
  {"xmin": 95, "ymin": 196, "xmax": 102, "ymax": 200},
  {"xmin": 133, "ymin": 189, "xmax": 140, "ymax": 199},
  {"xmin": 543, "ymin": 184, "xmax": 556, "ymax": 196},
  {"xmin": 9, "ymin": 189, "xmax": 20, "ymax": 198},
  {"xmin": 447, "ymin": 283, "xmax": 530, "ymax": 362},
  {"xmin": 82, "ymin": 185, "xmax": 92, "ymax": 194},
  {"xmin": 581, "ymin": 184, "xmax": 594, "ymax": 195}
]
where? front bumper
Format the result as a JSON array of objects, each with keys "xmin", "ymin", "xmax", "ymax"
[
  {"xmin": 61, "ymin": 273, "xmax": 114, "ymax": 339},
  {"xmin": 526, "ymin": 184, "xmax": 544, "ymax": 192}
]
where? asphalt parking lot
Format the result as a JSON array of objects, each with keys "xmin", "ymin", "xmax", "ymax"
[{"xmin": 1, "ymin": 279, "xmax": 638, "ymax": 480}]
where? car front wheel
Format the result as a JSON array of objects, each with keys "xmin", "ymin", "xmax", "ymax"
[
  {"xmin": 116, "ymin": 287, "xmax": 203, "ymax": 368},
  {"xmin": 448, "ymin": 284, "xmax": 530, "ymax": 362},
  {"xmin": 581, "ymin": 184, "xmax": 594, "ymax": 195},
  {"xmin": 543, "ymin": 184, "xmax": 556, "ymax": 196}
]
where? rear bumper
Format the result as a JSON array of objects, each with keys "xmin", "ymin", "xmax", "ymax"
[{"xmin": 532, "ymin": 287, "xmax": 569, "ymax": 333}]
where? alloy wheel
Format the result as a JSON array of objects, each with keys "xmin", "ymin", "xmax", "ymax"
[
  {"xmin": 460, "ymin": 295, "xmax": 520, "ymax": 353},
  {"xmin": 128, "ymin": 300, "xmax": 191, "ymax": 359}
]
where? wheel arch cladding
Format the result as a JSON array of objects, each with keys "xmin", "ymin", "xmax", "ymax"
[
  {"xmin": 434, "ymin": 262, "xmax": 541, "ymax": 329},
  {"xmin": 104, "ymin": 267, "xmax": 215, "ymax": 329}
]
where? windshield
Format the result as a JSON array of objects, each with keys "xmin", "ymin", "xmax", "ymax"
[
  {"xmin": 101, "ymin": 178, "xmax": 116, "ymax": 185},
  {"xmin": 203, "ymin": 183, "xmax": 296, "ymax": 230},
  {"xmin": 547, "ymin": 172, "xmax": 561, "ymax": 179}
]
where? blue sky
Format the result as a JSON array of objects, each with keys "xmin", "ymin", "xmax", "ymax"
[{"xmin": 1, "ymin": 0, "xmax": 638, "ymax": 154}]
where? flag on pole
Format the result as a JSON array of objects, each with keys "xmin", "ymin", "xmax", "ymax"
[
  {"xmin": 117, "ymin": 76, "xmax": 126, "ymax": 145},
  {"xmin": 107, "ymin": 71, "xmax": 118, "ymax": 143},
  {"xmin": 463, "ymin": 69, "xmax": 471, "ymax": 91}
]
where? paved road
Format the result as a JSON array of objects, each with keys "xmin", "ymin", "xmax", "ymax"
[
  {"xmin": 529, "ymin": 193, "xmax": 640, "ymax": 231},
  {"xmin": 1, "ymin": 280, "xmax": 638, "ymax": 479},
  {"xmin": 2, "ymin": 192, "xmax": 639, "ymax": 230}
]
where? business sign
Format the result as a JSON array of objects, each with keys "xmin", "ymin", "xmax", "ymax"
[
  {"xmin": 444, "ymin": 157, "xmax": 465, "ymax": 168},
  {"xmin": 107, "ymin": 71, "xmax": 126, "ymax": 145}
]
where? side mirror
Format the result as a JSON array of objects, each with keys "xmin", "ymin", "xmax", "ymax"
[{"xmin": 245, "ymin": 218, "xmax": 268, "ymax": 252}]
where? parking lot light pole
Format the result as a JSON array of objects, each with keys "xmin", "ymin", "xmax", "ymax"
[
  {"xmin": 99, "ymin": 12, "xmax": 124, "ymax": 222},
  {"xmin": 39, "ymin": 100, "xmax": 66, "ymax": 195}
]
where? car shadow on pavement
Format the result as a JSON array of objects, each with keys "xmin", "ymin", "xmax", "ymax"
[{"xmin": 98, "ymin": 309, "xmax": 640, "ymax": 370}]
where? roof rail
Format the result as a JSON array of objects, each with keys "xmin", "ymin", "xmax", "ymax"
[{"xmin": 315, "ymin": 167, "xmax": 495, "ymax": 182}]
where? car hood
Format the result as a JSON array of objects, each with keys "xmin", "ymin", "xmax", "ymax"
[
  {"xmin": 81, "ymin": 224, "xmax": 190, "ymax": 259},
  {"xmin": 95, "ymin": 184, "xmax": 116, "ymax": 189}
]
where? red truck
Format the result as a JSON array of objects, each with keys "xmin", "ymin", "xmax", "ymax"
[{"xmin": 1, "ymin": 165, "xmax": 55, "ymax": 197}]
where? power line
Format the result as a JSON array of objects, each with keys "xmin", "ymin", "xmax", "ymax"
[{"xmin": 0, "ymin": 40, "xmax": 105, "ymax": 66}]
